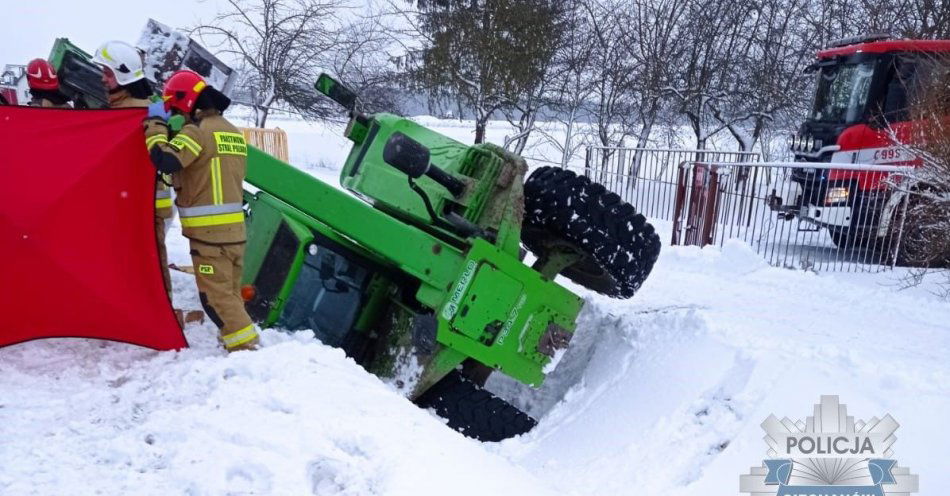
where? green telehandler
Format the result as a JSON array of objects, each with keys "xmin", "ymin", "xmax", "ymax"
[{"xmin": 239, "ymin": 75, "xmax": 661, "ymax": 441}]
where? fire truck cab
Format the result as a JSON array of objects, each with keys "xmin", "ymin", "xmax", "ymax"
[{"xmin": 783, "ymin": 34, "xmax": 950, "ymax": 251}]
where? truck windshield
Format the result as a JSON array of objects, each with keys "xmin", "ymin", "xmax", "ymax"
[{"xmin": 810, "ymin": 60, "xmax": 876, "ymax": 124}]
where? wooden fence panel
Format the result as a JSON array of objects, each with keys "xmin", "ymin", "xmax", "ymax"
[{"xmin": 240, "ymin": 127, "xmax": 290, "ymax": 162}]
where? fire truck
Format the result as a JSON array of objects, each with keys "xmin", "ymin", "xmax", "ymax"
[{"xmin": 779, "ymin": 34, "xmax": 950, "ymax": 262}]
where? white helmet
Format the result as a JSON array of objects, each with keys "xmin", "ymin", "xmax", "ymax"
[{"xmin": 92, "ymin": 40, "xmax": 146, "ymax": 86}]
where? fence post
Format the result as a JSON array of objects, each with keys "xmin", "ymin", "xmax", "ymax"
[
  {"xmin": 703, "ymin": 165, "xmax": 722, "ymax": 246},
  {"xmin": 672, "ymin": 163, "xmax": 689, "ymax": 246},
  {"xmin": 616, "ymin": 147, "xmax": 627, "ymax": 194},
  {"xmin": 681, "ymin": 162, "xmax": 722, "ymax": 248},
  {"xmin": 684, "ymin": 162, "xmax": 707, "ymax": 246}
]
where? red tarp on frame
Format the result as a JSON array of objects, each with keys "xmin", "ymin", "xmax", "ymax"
[{"xmin": 0, "ymin": 106, "xmax": 186, "ymax": 350}]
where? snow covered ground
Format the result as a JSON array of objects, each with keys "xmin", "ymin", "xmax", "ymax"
[{"xmin": 2, "ymin": 116, "xmax": 949, "ymax": 495}]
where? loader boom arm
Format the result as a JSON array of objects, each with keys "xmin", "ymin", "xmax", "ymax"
[
  {"xmin": 245, "ymin": 146, "xmax": 463, "ymax": 308},
  {"xmin": 244, "ymin": 145, "xmax": 583, "ymax": 386}
]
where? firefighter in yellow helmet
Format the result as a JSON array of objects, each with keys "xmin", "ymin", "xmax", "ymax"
[
  {"xmin": 92, "ymin": 40, "xmax": 174, "ymax": 300},
  {"xmin": 143, "ymin": 70, "xmax": 259, "ymax": 352}
]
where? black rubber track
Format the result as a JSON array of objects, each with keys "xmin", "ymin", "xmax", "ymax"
[
  {"xmin": 522, "ymin": 166, "xmax": 661, "ymax": 299},
  {"xmin": 415, "ymin": 370, "xmax": 537, "ymax": 442}
]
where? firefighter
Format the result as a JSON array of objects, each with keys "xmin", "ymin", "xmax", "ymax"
[
  {"xmin": 25, "ymin": 59, "xmax": 71, "ymax": 108},
  {"xmin": 92, "ymin": 40, "xmax": 174, "ymax": 300},
  {"xmin": 143, "ymin": 70, "xmax": 259, "ymax": 352}
]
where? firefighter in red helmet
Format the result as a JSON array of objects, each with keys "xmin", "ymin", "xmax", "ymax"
[
  {"xmin": 143, "ymin": 70, "xmax": 259, "ymax": 352},
  {"xmin": 25, "ymin": 59, "xmax": 71, "ymax": 108}
]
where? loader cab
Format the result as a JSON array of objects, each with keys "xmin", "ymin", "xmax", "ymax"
[
  {"xmin": 274, "ymin": 237, "xmax": 372, "ymax": 347},
  {"xmin": 241, "ymin": 193, "xmax": 387, "ymax": 354}
]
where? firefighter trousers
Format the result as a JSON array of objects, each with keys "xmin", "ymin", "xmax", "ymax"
[
  {"xmin": 189, "ymin": 239, "xmax": 258, "ymax": 350},
  {"xmin": 155, "ymin": 216, "xmax": 172, "ymax": 300}
]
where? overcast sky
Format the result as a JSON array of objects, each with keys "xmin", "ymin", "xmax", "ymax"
[{"xmin": 0, "ymin": 0, "xmax": 223, "ymax": 66}]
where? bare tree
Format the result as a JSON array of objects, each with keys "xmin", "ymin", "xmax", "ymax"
[
  {"xmin": 668, "ymin": 0, "xmax": 763, "ymax": 149},
  {"xmin": 707, "ymin": 0, "xmax": 813, "ymax": 157},
  {"xmin": 501, "ymin": 1, "xmax": 576, "ymax": 155},
  {"xmin": 326, "ymin": 15, "xmax": 404, "ymax": 115},
  {"xmin": 539, "ymin": 0, "xmax": 598, "ymax": 167},
  {"xmin": 620, "ymin": 0, "xmax": 687, "ymax": 150},
  {"xmin": 583, "ymin": 0, "xmax": 639, "ymax": 155},
  {"xmin": 193, "ymin": 0, "xmax": 342, "ymax": 127}
]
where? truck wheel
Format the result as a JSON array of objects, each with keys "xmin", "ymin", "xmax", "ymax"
[
  {"xmin": 414, "ymin": 370, "xmax": 537, "ymax": 442},
  {"xmin": 522, "ymin": 166, "xmax": 661, "ymax": 299},
  {"xmin": 828, "ymin": 228, "xmax": 850, "ymax": 249},
  {"xmin": 829, "ymin": 227, "xmax": 879, "ymax": 253}
]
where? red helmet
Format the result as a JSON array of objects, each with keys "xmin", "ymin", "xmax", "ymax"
[
  {"xmin": 162, "ymin": 70, "xmax": 207, "ymax": 113},
  {"xmin": 26, "ymin": 58, "xmax": 59, "ymax": 91}
]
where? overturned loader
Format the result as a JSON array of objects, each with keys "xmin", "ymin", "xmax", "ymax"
[{"xmin": 240, "ymin": 75, "xmax": 662, "ymax": 441}]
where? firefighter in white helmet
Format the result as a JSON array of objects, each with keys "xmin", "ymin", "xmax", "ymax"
[{"xmin": 93, "ymin": 40, "xmax": 174, "ymax": 301}]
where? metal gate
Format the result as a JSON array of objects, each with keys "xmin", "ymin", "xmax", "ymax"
[
  {"xmin": 670, "ymin": 161, "xmax": 909, "ymax": 272},
  {"xmin": 579, "ymin": 147, "xmax": 760, "ymax": 222},
  {"xmin": 572, "ymin": 147, "xmax": 911, "ymax": 272}
]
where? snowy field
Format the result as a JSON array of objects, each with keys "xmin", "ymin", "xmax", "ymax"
[{"xmin": 2, "ymin": 115, "xmax": 949, "ymax": 495}]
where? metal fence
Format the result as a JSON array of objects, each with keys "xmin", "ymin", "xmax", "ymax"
[
  {"xmin": 574, "ymin": 146, "xmax": 911, "ymax": 272},
  {"xmin": 578, "ymin": 146, "xmax": 760, "ymax": 222}
]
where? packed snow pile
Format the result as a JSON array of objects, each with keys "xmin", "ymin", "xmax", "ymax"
[
  {"xmin": 3, "ymin": 117, "xmax": 950, "ymax": 495},
  {"xmin": 490, "ymin": 241, "xmax": 950, "ymax": 495},
  {"xmin": 0, "ymin": 326, "xmax": 556, "ymax": 495}
]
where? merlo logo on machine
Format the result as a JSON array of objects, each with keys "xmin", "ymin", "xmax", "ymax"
[
  {"xmin": 740, "ymin": 395, "xmax": 918, "ymax": 496},
  {"xmin": 442, "ymin": 260, "xmax": 478, "ymax": 320}
]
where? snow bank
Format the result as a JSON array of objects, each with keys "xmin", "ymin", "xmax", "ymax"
[
  {"xmin": 0, "ymin": 327, "xmax": 555, "ymax": 495},
  {"xmin": 490, "ymin": 240, "xmax": 950, "ymax": 495}
]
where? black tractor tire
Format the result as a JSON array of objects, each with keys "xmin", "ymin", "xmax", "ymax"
[
  {"xmin": 522, "ymin": 166, "xmax": 661, "ymax": 299},
  {"xmin": 414, "ymin": 370, "xmax": 537, "ymax": 442}
]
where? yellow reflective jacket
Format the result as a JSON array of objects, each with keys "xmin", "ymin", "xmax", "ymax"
[{"xmin": 145, "ymin": 109, "xmax": 247, "ymax": 244}]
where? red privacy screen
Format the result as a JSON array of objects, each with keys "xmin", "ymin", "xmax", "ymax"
[{"xmin": 0, "ymin": 106, "xmax": 186, "ymax": 350}]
